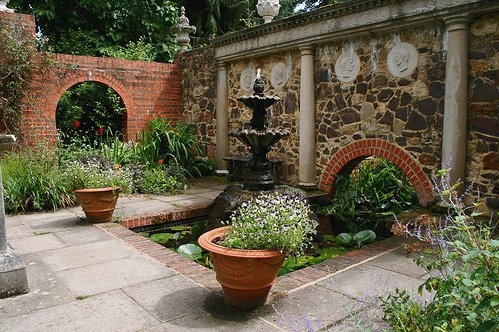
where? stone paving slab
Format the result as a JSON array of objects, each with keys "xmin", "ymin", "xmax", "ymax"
[
  {"xmin": 122, "ymin": 274, "xmax": 213, "ymax": 322},
  {"xmin": 3, "ymin": 223, "xmax": 32, "ymax": 239},
  {"xmin": 143, "ymin": 312, "xmax": 283, "ymax": 332},
  {"xmin": 8, "ymin": 233, "xmax": 66, "ymax": 255},
  {"xmin": 1, "ymin": 290, "xmax": 160, "ymax": 332},
  {"xmin": 113, "ymin": 200, "xmax": 179, "ymax": 219},
  {"xmin": 22, "ymin": 214, "xmax": 85, "ymax": 234},
  {"xmin": 39, "ymin": 239, "xmax": 142, "ymax": 271},
  {"xmin": 51, "ymin": 225, "xmax": 115, "ymax": 246},
  {"xmin": 365, "ymin": 246, "xmax": 428, "ymax": 279},
  {"xmin": 261, "ymin": 284, "xmax": 368, "ymax": 331},
  {"xmin": 0, "ymin": 253, "xmax": 74, "ymax": 318},
  {"xmin": 317, "ymin": 263, "xmax": 427, "ymax": 301},
  {"xmin": 55, "ymin": 256, "xmax": 176, "ymax": 296}
]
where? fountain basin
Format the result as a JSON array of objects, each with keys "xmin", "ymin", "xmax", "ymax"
[{"xmin": 229, "ymin": 129, "xmax": 290, "ymax": 148}]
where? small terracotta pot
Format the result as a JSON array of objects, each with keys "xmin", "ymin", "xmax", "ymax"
[
  {"xmin": 74, "ymin": 187, "xmax": 120, "ymax": 223},
  {"xmin": 198, "ymin": 226, "xmax": 285, "ymax": 309}
]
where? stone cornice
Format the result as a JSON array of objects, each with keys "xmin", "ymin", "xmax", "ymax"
[{"xmin": 211, "ymin": 0, "xmax": 499, "ymax": 62}]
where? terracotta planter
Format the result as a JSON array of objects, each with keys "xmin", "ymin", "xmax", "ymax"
[
  {"xmin": 74, "ymin": 187, "xmax": 121, "ymax": 223},
  {"xmin": 198, "ymin": 226, "xmax": 285, "ymax": 308}
]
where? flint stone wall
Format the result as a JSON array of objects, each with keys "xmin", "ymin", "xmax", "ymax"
[{"xmin": 180, "ymin": 0, "xmax": 499, "ymax": 209}]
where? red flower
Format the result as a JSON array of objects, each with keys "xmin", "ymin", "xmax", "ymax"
[
  {"xmin": 73, "ymin": 119, "xmax": 80, "ymax": 128},
  {"xmin": 97, "ymin": 127, "xmax": 105, "ymax": 136},
  {"xmin": 157, "ymin": 159, "xmax": 164, "ymax": 165}
]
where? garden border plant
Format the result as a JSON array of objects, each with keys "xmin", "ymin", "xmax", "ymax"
[
  {"xmin": 318, "ymin": 156, "xmax": 418, "ymax": 235},
  {"xmin": 381, "ymin": 169, "xmax": 499, "ymax": 331}
]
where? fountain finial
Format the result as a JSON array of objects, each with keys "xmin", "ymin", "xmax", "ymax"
[{"xmin": 253, "ymin": 69, "xmax": 264, "ymax": 96}]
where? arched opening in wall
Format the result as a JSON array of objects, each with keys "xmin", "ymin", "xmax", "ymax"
[
  {"xmin": 56, "ymin": 81, "xmax": 126, "ymax": 143},
  {"xmin": 319, "ymin": 156, "xmax": 419, "ymax": 237}
]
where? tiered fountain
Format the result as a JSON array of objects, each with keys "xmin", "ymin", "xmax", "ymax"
[{"xmin": 207, "ymin": 69, "xmax": 309, "ymax": 229}]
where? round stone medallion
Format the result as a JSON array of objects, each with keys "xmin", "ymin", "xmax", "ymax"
[
  {"xmin": 334, "ymin": 52, "xmax": 360, "ymax": 83},
  {"xmin": 270, "ymin": 62, "xmax": 288, "ymax": 89},
  {"xmin": 240, "ymin": 68, "xmax": 256, "ymax": 91},
  {"xmin": 387, "ymin": 42, "xmax": 418, "ymax": 78}
]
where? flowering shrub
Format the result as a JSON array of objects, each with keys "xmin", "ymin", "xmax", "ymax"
[
  {"xmin": 381, "ymin": 169, "xmax": 499, "ymax": 331},
  {"xmin": 221, "ymin": 191, "xmax": 318, "ymax": 257},
  {"xmin": 62, "ymin": 157, "xmax": 133, "ymax": 194}
]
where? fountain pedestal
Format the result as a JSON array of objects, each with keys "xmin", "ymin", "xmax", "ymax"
[{"xmin": 208, "ymin": 70, "xmax": 298, "ymax": 229}]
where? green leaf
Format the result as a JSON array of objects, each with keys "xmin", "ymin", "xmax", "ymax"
[
  {"xmin": 353, "ymin": 230, "xmax": 376, "ymax": 243},
  {"xmin": 475, "ymin": 320, "xmax": 498, "ymax": 332},
  {"xmin": 150, "ymin": 232, "xmax": 175, "ymax": 244},
  {"xmin": 336, "ymin": 233, "xmax": 352, "ymax": 245},
  {"xmin": 177, "ymin": 243, "xmax": 202, "ymax": 260},
  {"xmin": 488, "ymin": 239, "xmax": 499, "ymax": 248}
]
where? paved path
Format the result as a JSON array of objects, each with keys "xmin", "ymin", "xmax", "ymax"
[{"xmin": 0, "ymin": 179, "xmax": 429, "ymax": 331}]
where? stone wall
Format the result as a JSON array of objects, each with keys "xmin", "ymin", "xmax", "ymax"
[
  {"xmin": 468, "ymin": 14, "xmax": 499, "ymax": 209},
  {"xmin": 179, "ymin": 1, "xmax": 499, "ymax": 210},
  {"xmin": 313, "ymin": 26, "xmax": 446, "ymax": 181},
  {"xmin": 178, "ymin": 47, "xmax": 218, "ymax": 160}
]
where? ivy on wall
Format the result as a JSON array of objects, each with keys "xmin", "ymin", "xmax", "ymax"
[{"xmin": 0, "ymin": 23, "xmax": 37, "ymax": 136}]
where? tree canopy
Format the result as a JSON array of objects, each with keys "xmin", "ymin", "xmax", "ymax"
[
  {"xmin": 7, "ymin": 0, "xmax": 345, "ymax": 62},
  {"xmin": 8, "ymin": 0, "xmax": 179, "ymax": 62}
]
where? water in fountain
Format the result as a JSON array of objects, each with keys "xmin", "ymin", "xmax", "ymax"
[{"xmin": 207, "ymin": 69, "xmax": 311, "ymax": 230}]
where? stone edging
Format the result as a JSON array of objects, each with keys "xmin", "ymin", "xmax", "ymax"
[
  {"xmin": 96, "ymin": 222, "xmax": 409, "ymax": 295},
  {"xmin": 117, "ymin": 202, "xmax": 210, "ymax": 229}
]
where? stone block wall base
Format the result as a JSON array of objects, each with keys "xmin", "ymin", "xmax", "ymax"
[{"xmin": 0, "ymin": 249, "xmax": 29, "ymax": 299}]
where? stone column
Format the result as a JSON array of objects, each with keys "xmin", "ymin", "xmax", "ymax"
[
  {"xmin": 441, "ymin": 15, "xmax": 469, "ymax": 190},
  {"xmin": 298, "ymin": 45, "xmax": 317, "ymax": 187},
  {"xmin": 0, "ymin": 166, "xmax": 29, "ymax": 298},
  {"xmin": 215, "ymin": 62, "xmax": 229, "ymax": 170}
]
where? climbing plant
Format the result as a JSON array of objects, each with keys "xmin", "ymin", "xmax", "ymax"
[{"xmin": 0, "ymin": 23, "xmax": 37, "ymax": 136}]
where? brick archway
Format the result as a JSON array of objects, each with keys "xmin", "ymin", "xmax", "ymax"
[
  {"xmin": 319, "ymin": 139, "xmax": 434, "ymax": 206},
  {"xmin": 45, "ymin": 71, "xmax": 136, "ymax": 133}
]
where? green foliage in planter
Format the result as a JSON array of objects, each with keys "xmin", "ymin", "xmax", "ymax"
[
  {"xmin": 0, "ymin": 22, "xmax": 37, "ymax": 135},
  {"xmin": 1, "ymin": 146, "xmax": 74, "ymax": 213},
  {"xmin": 221, "ymin": 191, "xmax": 318, "ymax": 257},
  {"xmin": 61, "ymin": 156, "xmax": 133, "ymax": 193},
  {"xmin": 380, "ymin": 170, "xmax": 499, "ymax": 331},
  {"xmin": 321, "ymin": 157, "xmax": 418, "ymax": 232}
]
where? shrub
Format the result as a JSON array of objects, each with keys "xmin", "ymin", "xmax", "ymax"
[
  {"xmin": 1, "ymin": 146, "xmax": 74, "ymax": 213},
  {"xmin": 56, "ymin": 82, "xmax": 126, "ymax": 143},
  {"xmin": 133, "ymin": 117, "xmax": 207, "ymax": 176},
  {"xmin": 138, "ymin": 164, "xmax": 186, "ymax": 195},
  {"xmin": 380, "ymin": 170, "xmax": 499, "ymax": 331}
]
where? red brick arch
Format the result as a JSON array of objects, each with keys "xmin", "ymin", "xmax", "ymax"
[
  {"xmin": 45, "ymin": 71, "xmax": 137, "ymax": 132},
  {"xmin": 319, "ymin": 139, "xmax": 434, "ymax": 206}
]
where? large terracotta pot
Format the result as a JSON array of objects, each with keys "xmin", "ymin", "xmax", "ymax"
[
  {"xmin": 74, "ymin": 187, "xmax": 120, "ymax": 223},
  {"xmin": 198, "ymin": 226, "xmax": 285, "ymax": 308}
]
